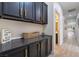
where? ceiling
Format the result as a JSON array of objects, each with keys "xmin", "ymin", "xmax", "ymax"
[{"xmin": 59, "ymin": 2, "xmax": 79, "ymax": 17}]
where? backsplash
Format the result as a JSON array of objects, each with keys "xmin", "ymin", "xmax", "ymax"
[{"xmin": 0, "ymin": 19, "xmax": 43, "ymax": 39}]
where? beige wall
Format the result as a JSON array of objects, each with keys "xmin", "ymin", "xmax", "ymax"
[
  {"xmin": 44, "ymin": 2, "xmax": 53, "ymax": 36},
  {"xmin": 0, "ymin": 19, "xmax": 43, "ymax": 39},
  {"xmin": 44, "ymin": 2, "xmax": 54, "ymax": 53}
]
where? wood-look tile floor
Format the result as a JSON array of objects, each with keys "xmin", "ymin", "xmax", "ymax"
[{"xmin": 54, "ymin": 45, "xmax": 79, "ymax": 57}]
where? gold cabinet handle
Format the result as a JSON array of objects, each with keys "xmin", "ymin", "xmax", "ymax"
[
  {"xmin": 21, "ymin": 8, "xmax": 23, "ymax": 16},
  {"xmin": 25, "ymin": 10, "xmax": 27, "ymax": 16}
]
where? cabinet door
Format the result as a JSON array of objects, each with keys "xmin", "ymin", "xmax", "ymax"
[
  {"xmin": 42, "ymin": 3, "xmax": 48, "ymax": 24},
  {"xmin": 28, "ymin": 43, "xmax": 38, "ymax": 57},
  {"xmin": 0, "ymin": 2, "xmax": 2, "ymax": 16},
  {"xmin": 35, "ymin": 2, "xmax": 43, "ymax": 23},
  {"xmin": 24, "ymin": 2, "xmax": 35, "ymax": 21},
  {"xmin": 50, "ymin": 37, "xmax": 52, "ymax": 53},
  {"xmin": 47, "ymin": 38, "xmax": 51, "ymax": 55},
  {"xmin": 48, "ymin": 38, "xmax": 52, "ymax": 55},
  {"xmin": 0, "ymin": 48, "xmax": 25, "ymax": 57},
  {"xmin": 7, "ymin": 48, "xmax": 25, "ymax": 57},
  {"xmin": 47, "ymin": 36, "xmax": 52, "ymax": 56},
  {"xmin": 40, "ymin": 39, "xmax": 47, "ymax": 57},
  {"xmin": 3, "ymin": 2, "xmax": 21, "ymax": 17}
]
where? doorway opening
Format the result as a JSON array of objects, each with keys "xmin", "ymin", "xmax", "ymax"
[{"xmin": 55, "ymin": 11, "xmax": 60, "ymax": 45}]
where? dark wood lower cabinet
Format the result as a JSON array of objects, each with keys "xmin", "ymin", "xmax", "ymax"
[
  {"xmin": 40, "ymin": 39, "xmax": 47, "ymax": 57},
  {"xmin": 50, "ymin": 37, "xmax": 52, "ymax": 53},
  {"xmin": 27, "ymin": 39, "xmax": 51, "ymax": 57},
  {"xmin": 0, "ymin": 36, "xmax": 52, "ymax": 57},
  {"xmin": 27, "ymin": 43, "xmax": 39, "ymax": 57},
  {"xmin": 47, "ymin": 37, "xmax": 52, "ymax": 56},
  {"xmin": 0, "ymin": 48, "xmax": 26, "ymax": 57},
  {"xmin": 27, "ymin": 37, "xmax": 52, "ymax": 57},
  {"xmin": 7, "ymin": 49, "xmax": 25, "ymax": 57}
]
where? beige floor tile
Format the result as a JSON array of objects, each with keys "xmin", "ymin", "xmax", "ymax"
[{"xmin": 54, "ymin": 45, "xmax": 79, "ymax": 57}]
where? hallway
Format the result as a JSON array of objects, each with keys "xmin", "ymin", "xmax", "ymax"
[
  {"xmin": 51, "ymin": 2, "xmax": 79, "ymax": 57},
  {"xmin": 49, "ymin": 45, "xmax": 79, "ymax": 57}
]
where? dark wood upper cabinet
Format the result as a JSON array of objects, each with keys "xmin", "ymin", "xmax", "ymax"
[
  {"xmin": 24, "ymin": 2, "xmax": 35, "ymax": 21},
  {"xmin": 2, "ymin": 2, "xmax": 21, "ymax": 18},
  {"xmin": 1, "ymin": 2, "xmax": 48, "ymax": 24},
  {"xmin": 35, "ymin": 2, "xmax": 43, "ymax": 24},
  {"xmin": 0, "ymin": 3, "xmax": 2, "ymax": 16},
  {"xmin": 42, "ymin": 3, "xmax": 48, "ymax": 24},
  {"xmin": 35, "ymin": 2, "xmax": 48, "ymax": 24}
]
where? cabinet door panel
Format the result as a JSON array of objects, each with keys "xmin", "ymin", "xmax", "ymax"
[
  {"xmin": 0, "ymin": 48, "xmax": 25, "ymax": 57},
  {"xmin": 48, "ymin": 38, "xmax": 51, "ymax": 54},
  {"xmin": 36, "ymin": 2, "xmax": 43, "ymax": 23},
  {"xmin": 7, "ymin": 49, "xmax": 25, "ymax": 57},
  {"xmin": 0, "ymin": 2, "xmax": 2, "ymax": 16},
  {"xmin": 47, "ymin": 36, "xmax": 52, "ymax": 55},
  {"xmin": 50, "ymin": 37, "xmax": 52, "ymax": 52},
  {"xmin": 43, "ymin": 3, "xmax": 48, "ymax": 24},
  {"xmin": 28, "ymin": 43, "xmax": 38, "ymax": 57},
  {"xmin": 32, "ymin": 3, "xmax": 36, "ymax": 21},
  {"xmin": 24, "ymin": 2, "xmax": 35, "ymax": 20},
  {"xmin": 3, "ymin": 2, "xmax": 20, "ymax": 17},
  {"xmin": 40, "ymin": 39, "xmax": 46, "ymax": 57}
]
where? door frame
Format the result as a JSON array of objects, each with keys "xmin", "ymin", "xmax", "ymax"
[{"xmin": 55, "ymin": 10, "xmax": 60, "ymax": 45}]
